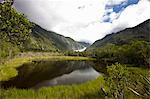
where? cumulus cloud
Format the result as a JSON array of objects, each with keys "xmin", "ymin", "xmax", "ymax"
[
  {"xmin": 13, "ymin": 0, "xmax": 150, "ymax": 43},
  {"xmin": 111, "ymin": 0, "xmax": 150, "ymax": 32}
]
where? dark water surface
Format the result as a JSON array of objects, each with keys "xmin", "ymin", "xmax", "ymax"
[{"xmin": 1, "ymin": 60, "xmax": 106, "ymax": 89}]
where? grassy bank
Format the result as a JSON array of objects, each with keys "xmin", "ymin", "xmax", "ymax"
[
  {"xmin": 0, "ymin": 73, "xmax": 143, "ymax": 99},
  {"xmin": 0, "ymin": 52, "xmax": 95, "ymax": 81},
  {"xmin": 0, "ymin": 76, "xmax": 106, "ymax": 99}
]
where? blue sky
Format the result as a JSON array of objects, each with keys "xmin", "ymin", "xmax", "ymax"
[
  {"xmin": 113, "ymin": 0, "xmax": 139, "ymax": 13},
  {"xmin": 104, "ymin": 0, "xmax": 140, "ymax": 22}
]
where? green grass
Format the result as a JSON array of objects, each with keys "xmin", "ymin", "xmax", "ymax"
[
  {"xmin": 127, "ymin": 67, "xmax": 150, "ymax": 76},
  {"xmin": 0, "ymin": 53, "xmax": 95, "ymax": 81},
  {"xmin": 0, "ymin": 76, "xmax": 106, "ymax": 99},
  {"xmin": 0, "ymin": 73, "xmax": 144, "ymax": 99},
  {"xmin": 0, "ymin": 67, "xmax": 148, "ymax": 99}
]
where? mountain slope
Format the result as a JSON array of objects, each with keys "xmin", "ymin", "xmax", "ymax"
[
  {"xmin": 88, "ymin": 19, "xmax": 150, "ymax": 50},
  {"xmin": 27, "ymin": 24, "xmax": 84, "ymax": 51},
  {"xmin": 78, "ymin": 41, "xmax": 91, "ymax": 47}
]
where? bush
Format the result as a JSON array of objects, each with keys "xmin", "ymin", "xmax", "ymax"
[
  {"xmin": 105, "ymin": 63, "xmax": 150, "ymax": 98},
  {"xmin": 0, "ymin": 40, "xmax": 20, "ymax": 58},
  {"xmin": 105, "ymin": 63, "xmax": 129, "ymax": 98}
]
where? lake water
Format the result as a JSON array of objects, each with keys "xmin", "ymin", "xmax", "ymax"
[{"xmin": 1, "ymin": 60, "xmax": 106, "ymax": 89}]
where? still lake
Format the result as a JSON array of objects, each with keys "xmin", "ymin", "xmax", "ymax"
[{"xmin": 1, "ymin": 60, "xmax": 106, "ymax": 89}]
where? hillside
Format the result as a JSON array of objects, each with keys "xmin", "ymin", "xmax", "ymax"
[
  {"xmin": 78, "ymin": 41, "xmax": 91, "ymax": 47},
  {"xmin": 88, "ymin": 19, "xmax": 150, "ymax": 50},
  {"xmin": 26, "ymin": 24, "xmax": 85, "ymax": 51}
]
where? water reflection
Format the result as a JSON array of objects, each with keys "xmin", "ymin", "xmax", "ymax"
[
  {"xmin": 33, "ymin": 67, "xmax": 100, "ymax": 89},
  {"xmin": 1, "ymin": 60, "xmax": 105, "ymax": 89}
]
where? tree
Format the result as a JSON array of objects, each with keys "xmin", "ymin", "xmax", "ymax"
[
  {"xmin": 0, "ymin": 0, "xmax": 32, "ymax": 47},
  {"xmin": 105, "ymin": 63, "xmax": 129, "ymax": 99}
]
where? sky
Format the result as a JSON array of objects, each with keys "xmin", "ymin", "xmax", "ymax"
[{"xmin": 11, "ymin": 0, "xmax": 150, "ymax": 43}]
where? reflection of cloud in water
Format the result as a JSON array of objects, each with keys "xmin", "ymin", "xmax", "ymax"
[{"xmin": 33, "ymin": 67, "xmax": 100, "ymax": 89}]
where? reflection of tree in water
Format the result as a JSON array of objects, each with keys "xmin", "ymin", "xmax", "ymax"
[
  {"xmin": 92, "ymin": 61, "xmax": 107, "ymax": 74},
  {"xmin": 1, "ymin": 60, "xmax": 103, "ymax": 89}
]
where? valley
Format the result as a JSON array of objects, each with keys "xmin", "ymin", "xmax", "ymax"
[{"xmin": 0, "ymin": 1, "xmax": 150, "ymax": 99}]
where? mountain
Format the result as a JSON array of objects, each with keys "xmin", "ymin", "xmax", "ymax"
[
  {"xmin": 26, "ymin": 24, "xmax": 85, "ymax": 51},
  {"xmin": 78, "ymin": 41, "xmax": 91, "ymax": 47},
  {"xmin": 87, "ymin": 19, "xmax": 150, "ymax": 50}
]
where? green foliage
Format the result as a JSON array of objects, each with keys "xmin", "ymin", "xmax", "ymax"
[
  {"xmin": 105, "ymin": 63, "xmax": 130, "ymax": 98},
  {"xmin": 0, "ymin": 1, "xmax": 32, "ymax": 58},
  {"xmin": 93, "ymin": 41, "xmax": 150, "ymax": 67},
  {"xmin": 127, "ymin": 67, "xmax": 150, "ymax": 98},
  {"xmin": 23, "ymin": 36, "xmax": 59, "ymax": 52},
  {"xmin": 64, "ymin": 51, "xmax": 91, "ymax": 57},
  {"xmin": 0, "ymin": 1, "xmax": 32, "ymax": 46},
  {"xmin": 93, "ymin": 43, "xmax": 118, "ymax": 59},
  {"xmin": 0, "ymin": 40, "xmax": 20, "ymax": 58},
  {"xmin": 104, "ymin": 63, "xmax": 150, "ymax": 98}
]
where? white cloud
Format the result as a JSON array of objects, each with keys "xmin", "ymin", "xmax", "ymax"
[
  {"xmin": 109, "ymin": 12, "xmax": 121, "ymax": 21},
  {"xmin": 111, "ymin": 0, "xmax": 150, "ymax": 32},
  {"xmin": 13, "ymin": 0, "xmax": 150, "ymax": 43},
  {"xmin": 14, "ymin": 0, "xmax": 107, "ymax": 30},
  {"xmin": 73, "ymin": 0, "xmax": 150, "ymax": 42},
  {"xmin": 106, "ymin": 0, "xmax": 128, "ymax": 6}
]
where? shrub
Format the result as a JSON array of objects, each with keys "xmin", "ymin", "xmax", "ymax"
[{"xmin": 105, "ymin": 63, "xmax": 130, "ymax": 98}]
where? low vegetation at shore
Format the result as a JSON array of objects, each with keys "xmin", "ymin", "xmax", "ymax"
[{"xmin": 0, "ymin": 76, "xmax": 106, "ymax": 99}]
